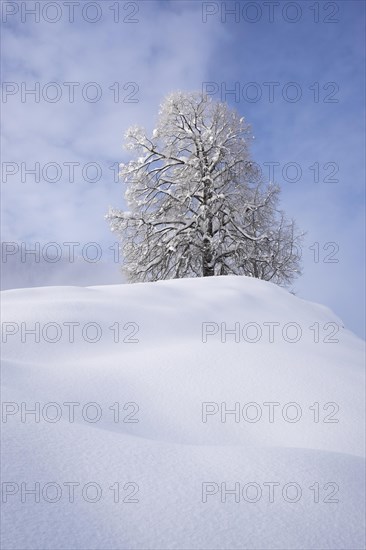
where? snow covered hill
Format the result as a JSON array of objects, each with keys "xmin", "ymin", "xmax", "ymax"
[{"xmin": 1, "ymin": 276, "xmax": 365, "ymax": 549}]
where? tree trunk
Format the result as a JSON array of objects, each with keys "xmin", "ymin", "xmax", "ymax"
[
  {"xmin": 203, "ymin": 242, "xmax": 214, "ymax": 277},
  {"xmin": 202, "ymin": 146, "xmax": 214, "ymax": 277}
]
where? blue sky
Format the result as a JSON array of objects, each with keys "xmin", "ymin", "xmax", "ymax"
[{"xmin": 1, "ymin": 0, "xmax": 365, "ymax": 337}]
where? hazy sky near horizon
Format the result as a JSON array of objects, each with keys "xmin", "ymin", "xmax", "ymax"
[{"xmin": 1, "ymin": 0, "xmax": 365, "ymax": 337}]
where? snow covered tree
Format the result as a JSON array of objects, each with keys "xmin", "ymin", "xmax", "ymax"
[
  {"xmin": 107, "ymin": 92, "xmax": 302, "ymax": 284},
  {"xmin": 238, "ymin": 183, "xmax": 302, "ymax": 286}
]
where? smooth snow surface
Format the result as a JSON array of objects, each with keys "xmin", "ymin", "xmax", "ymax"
[{"xmin": 1, "ymin": 275, "xmax": 365, "ymax": 549}]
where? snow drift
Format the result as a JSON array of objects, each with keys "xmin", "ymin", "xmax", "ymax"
[{"xmin": 1, "ymin": 275, "xmax": 365, "ymax": 549}]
